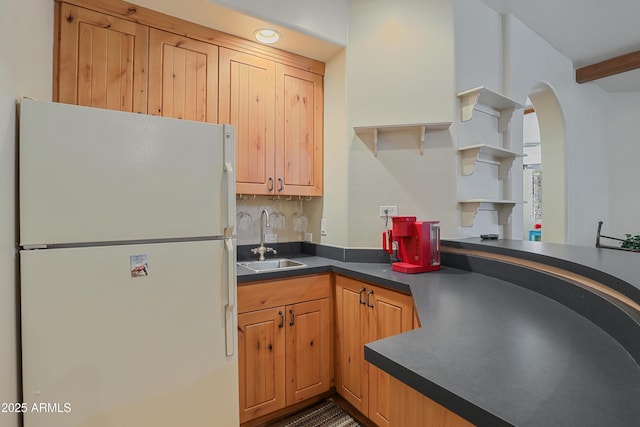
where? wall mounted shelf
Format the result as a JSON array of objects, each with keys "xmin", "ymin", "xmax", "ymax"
[
  {"xmin": 353, "ymin": 122, "xmax": 452, "ymax": 156},
  {"xmin": 457, "ymin": 86, "xmax": 524, "ymax": 132},
  {"xmin": 458, "ymin": 144, "xmax": 525, "ymax": 179},
  {"xmin": 458, "ymin": 199, "xmax": 524, "ymax": 227}
]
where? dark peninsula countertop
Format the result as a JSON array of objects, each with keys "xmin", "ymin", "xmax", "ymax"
[
  {"xmin": 442, "ymin": 238, "xmax": 640, "ymax": 306},
  {"xmin": 236, "ymin": 243, "xmax": 640, "ymax": 427}
]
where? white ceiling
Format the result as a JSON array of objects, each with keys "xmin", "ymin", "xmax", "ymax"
[
  {"xmin": 480, "ymin": 0, "xmax": 640, "ymax": 92},
  {"xmin": 133, "ymin": 0, "xmax": 640, "ymax": 92}
]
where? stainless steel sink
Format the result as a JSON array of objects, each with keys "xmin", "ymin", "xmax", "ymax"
[{"xmin": 237, "ymin": 258, "xmax": 307, "ymax": 272}]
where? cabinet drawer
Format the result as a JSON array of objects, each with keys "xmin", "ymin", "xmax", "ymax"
[{"xmin": 238, "ymin": 274, "xmax": 331, "ymax": 313}]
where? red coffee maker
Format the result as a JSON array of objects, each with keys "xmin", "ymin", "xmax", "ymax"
[{"xmin": 383, "ymin": 216, "xmax": 441, "ymax": 273}]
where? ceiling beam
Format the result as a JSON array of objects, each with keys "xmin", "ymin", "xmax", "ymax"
[{"xmin": 576, "ymin": 50, "xmax": 640, "ymax": 83}]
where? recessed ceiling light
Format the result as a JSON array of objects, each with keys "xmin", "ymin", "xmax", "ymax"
[{"xmin": 254, "ymin": 28, "xmax": 281, "ymax": 44}]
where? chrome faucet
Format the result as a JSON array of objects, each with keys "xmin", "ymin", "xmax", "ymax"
[{"xmin": 251, "ymin": 209, "xmax": 277, "ymax": 261}]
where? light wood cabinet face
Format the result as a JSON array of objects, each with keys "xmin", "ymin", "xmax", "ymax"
[
  {"xmin": 389, "ymin": 376, "xmax": 475, "ymax": 427},
  {"xmin": 237, "ymin": 275, "xmax": 332, "ymax": 423},
  {"xmin": 285, "ymin": 298, "xmax": 331, "ymax": 405},
  {"xmin": 276, "ymin": 64, "xmax": 324, "ymax": 196},
  {"xmin": 368, "ymin": 286, "xmax": 414, "ymax": 427},
  {"xmin": 219, "ymin": 48, "xmax": 276, "ymax": 195},
  {"xmin": 148, "ymin": 29, "xmax": 218, "ymax": 123},
  {"xmin": 334, "ymin": 275, "xmax": 414, "ymax": 426},
  {"xmin": 334, "ymin": 280, "xmax": 369, "ymax": 413},
  {"xmin": 55, "ymin": 2, "xmax": 324, "ymax": 196},
  {"xmin": 238, "ymin": 307, "xmax": 286, "ymax": 423},
  {"xmin": 57, "ymin": 3, "xmax": 148, "ymax": 113}
]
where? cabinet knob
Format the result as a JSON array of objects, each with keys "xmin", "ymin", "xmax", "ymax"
[
  {"xmin": 289, "ymin": 309, "xmax": 295, "ymax": 326},
  {"xmin": 359, "ymin": 288, "xmax": 366, "ymax": 305},
  {"xmin": 268, "ymin": 177, "xmax": 274, "ymax": 192},
  {"xmin": 268, "ymin": 343, "xmax": 273, "ymax": 351}
]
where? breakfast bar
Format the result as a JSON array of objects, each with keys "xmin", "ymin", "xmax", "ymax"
[{"xmin": 238, "ymin": 239, "xmax": 640, "ymax": 427}]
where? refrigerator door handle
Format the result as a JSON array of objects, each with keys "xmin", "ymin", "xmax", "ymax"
[
  {"xmin": 224, "ymin": 161, "xmax": 234, "ymax": 238},
  {"xmin": 224, "ymin": 238, "xmax": 236, "ymax": 357},
  {"xmin": 223, "ymin": 125, "xmax": 236, "ymax": 239}
]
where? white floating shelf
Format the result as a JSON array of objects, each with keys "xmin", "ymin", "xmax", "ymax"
[
  {"xmin": 458, "ymin": 144, "xmax": 525, "ymax": 179},
  {"xmin": 457, "ymin": 86, "xmax": 524, "ymax": 132},
  {"xmin": 353, "ymin": 122, "xmax": 452, "ymax": 156},
  {"xmin": 458, "ymin": 199, "xmax": 524, "ymax": 227}
]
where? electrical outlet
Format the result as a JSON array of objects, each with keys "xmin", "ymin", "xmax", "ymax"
[
  {"xmin": 304, "ymin": 232, "xmax": 313, "ymax": 242},
  {"xmin": 321, "ymin": 218, "xmax": 327, "ymax": 236},
  {"xmin": 264, "ymin": 233, "xmax": 277, "ymax": 243},
  {"xmin": 379, "ymin": 205, "xmax": 398, "ymax": 217}
]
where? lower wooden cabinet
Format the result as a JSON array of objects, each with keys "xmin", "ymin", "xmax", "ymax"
[
  {"xmin": 239, "ymin": 272, "xmax": 470, "ymax": 426},
  {"xmin": 334, "ymin": 275, "xmax": 415, "ymax": 427},
  {"xmin": 238, "ymin": 307, "xmax": 285, "ymax": 421},
  {"xmin": 237, "ymin": 274, "xmax": 332, "ymax": 424},
  {"xmin": 388, "ymin": 376, "xmax": 474, "ymax": 427}
]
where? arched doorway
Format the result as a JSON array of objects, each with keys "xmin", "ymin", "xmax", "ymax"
[{"xmin": 525, "ymin": 83, "xmax": 567, "ymax": 244}]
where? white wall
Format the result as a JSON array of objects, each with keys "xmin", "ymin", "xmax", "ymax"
[
  {"xmin": 0, "ymin": 1, "xmax": 53, "ymax": 426},
  {"xmin": 320, "ymin": 49, "xmax": 349, "ymax": 247},
  {"xmin": 607, "ymin": 91, "xmax": 640, "ymax": 238},
  {"xmin": 344, "ymin": 0, "xmax": 456, "ymax": 247},
  {"xmin": 455, "ymin": 0, "xmax": 612, "ymax": 246},
  {"xmin": 505, "ymin": 14, "xmax": 611, "ymax": 246},
  {"xmin": 454, "ymin": 0, "xmax": 521, "ymax": 238},
  {"xmin": 454, "ymin": 0, "xmax": 503, "ymax": 93}
]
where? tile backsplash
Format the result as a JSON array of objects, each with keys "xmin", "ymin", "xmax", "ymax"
[{"xmin": 235, "ymin": 195, "xmax": 322, "ymax": 246}]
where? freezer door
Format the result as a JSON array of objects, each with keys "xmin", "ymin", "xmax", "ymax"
[
  {"xmin": 19, "ymin": 99, "xmax": 232, "ymax": 246},
  {"xmin": 20, "ymin": 241, "xmax": 239, "ymax": 427}
]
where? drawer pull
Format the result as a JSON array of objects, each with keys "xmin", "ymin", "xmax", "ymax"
[{"xmin": 366, "ymin": 290, "xmax": 374, "ymax": 308}]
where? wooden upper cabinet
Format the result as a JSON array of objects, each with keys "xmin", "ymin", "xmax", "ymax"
[
  {"xmin": 276, "ymin": 64, "xmax": 324, "ymax": 196},
  {"xmin": 148, "ymin": 29, "xmax": 218, "ymax": 123},
  {"xmin": 56, "ymin": 3, "xmax": 148, "ymax": 113},
  {"xmin": 54, "ymin": 1, "xmax": 323, "ymax": 195},
  {"xmin": 219, "ymin": 48, "xmax": 276, "ymax": 195}
]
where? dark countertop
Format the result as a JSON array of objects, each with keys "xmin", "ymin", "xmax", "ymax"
[
  {"xmin": 442, "ymin": 238, "xmax": 640, "ymax": 306},
  {"xmin": 236, "ymin": 248, "xmax": 640, "ymax": 427},
  {"xmin": 364, "ymin": 268, "xmax": 640, "ymax": 427}
]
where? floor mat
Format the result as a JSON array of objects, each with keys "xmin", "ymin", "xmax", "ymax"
[{"xmin": 273, "ymin": 399, "xmax": 361, "ymax": 427}]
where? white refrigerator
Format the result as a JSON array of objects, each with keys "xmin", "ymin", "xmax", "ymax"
[{"xmin": 18, "ymin": 99, "xmax": 239, "ymax": 427}]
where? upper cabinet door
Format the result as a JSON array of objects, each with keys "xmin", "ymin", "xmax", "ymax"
[
  {"xmin": 276, "ymin": 64, "xmax": 324, "ymax": 196},
  {"xmin": 219, "ymin": 48, "xmax": 276, "ymax": 195},
  {"xmin": 148, "ymin": 29, "xmax": 218, "ymax": 123},
  {"xmin": 56, "ymin": 3, "xmax": 148, "ymax": 113}
]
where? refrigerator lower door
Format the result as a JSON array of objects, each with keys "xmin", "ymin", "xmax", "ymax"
[{"xmin": 20, "ymin": 240, "xmax": 239, "ymax": 427}]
